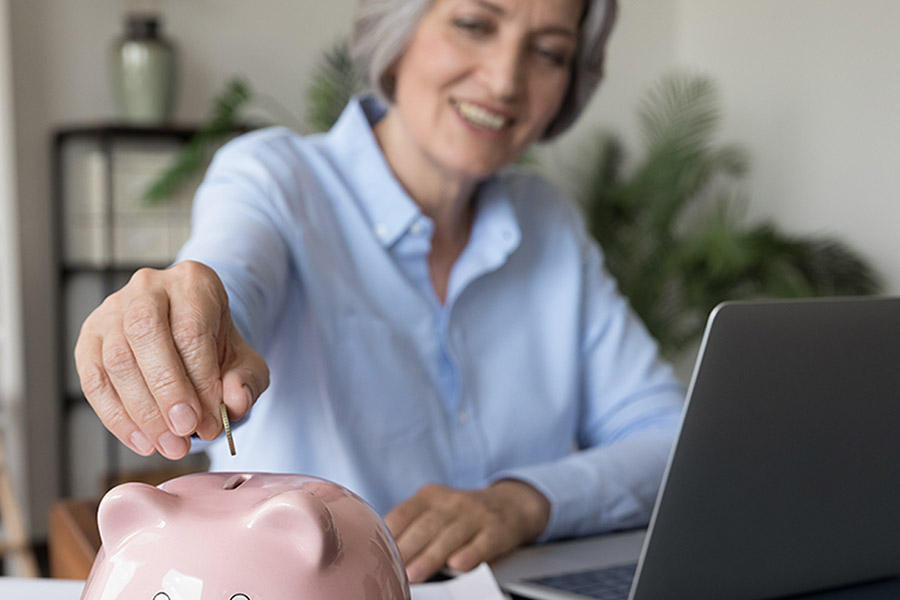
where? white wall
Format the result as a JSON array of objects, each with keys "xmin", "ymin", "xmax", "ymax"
[
  {"xmin": 556, "ymin": 0, "xmax": 900, "ymax": 295},
  {"xmin": 8, "ymin": 0, "xmax": 900, "ymax": 538},
  {"xmin": 0, "ymin": 0, "xmax": 31, "ymax": 552},
  {"xmin": 678, "ymin": 0, "xmax": 900, "ymax": 293},
  {"xmin": 0, "ymin": 0, "xmax": 18, "ymax": 406}
]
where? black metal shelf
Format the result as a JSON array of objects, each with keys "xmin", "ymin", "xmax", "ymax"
[
  {"xmin": 54, "ymin": 123, "xmax": 201, "ymax": 143},
  {"xmin": 52, "ymin": 124, "xmax": 201, "ymax": 498},
  {"xmin": 61, "ymin": 262, "xmax": 171, "ymax": 275}
]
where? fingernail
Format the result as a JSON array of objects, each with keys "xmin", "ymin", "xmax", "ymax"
[
  {"xmin": 243, "ymin": 385, "xmax": 254, "ymax": 410},
  {"xmin": 169, "ymin": 403, "xmax": 198, "ymax": 436},
  {"xmin": 406, "ymin": 564, "xmax": 426, "ymax": 585},
  {"xmin": 129, "ymin": 431, "xmax": 155, "ymax": 455},
  {"xmin": 158, "ymin": 432, "xmax": 189, "ymax": 458},
  {"xmin": 204, "ymin": 412, "xmax": 221, "ymax": 436}
]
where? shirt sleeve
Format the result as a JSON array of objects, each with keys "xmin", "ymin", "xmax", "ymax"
[
  {"xmin": 176, "ymin": 132, "xmax": 294, "ymax": 354},
  {"xmin": 491, "ymin": 235, "xmax": 686, "ymax": 541}
]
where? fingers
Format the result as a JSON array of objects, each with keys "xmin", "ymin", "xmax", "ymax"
[
  {"xmin": 164, "ymin": 261, "xmax": 270, "ymax": 440},
  {"xmin": 75, "ymin": 261, "xmax": 269, "ymax": 458},
  {"xmin": 121, "ymin": 279, "xmax": 201, "ymax": 437},
  {"xmin": 166, "ymin": 266, "xmax": 231, "ymax": 440},
  {"xmin": 386, "ymin": 485, "xmax": 507, "ymax": 583},
  {"xmin": 222, "ymin": 328, "xmax": 270, "ymax": 417},
  {"xmin": 102, "ymin": 323, "xmax": 191, "ymax": 460},
  {"xmin": 446, "ymin": 530, "xmax": 497, "ymax": 574},
  {"xmin": 385, "ymin": 490, "xmax": 429, "ymax": 540},
  {"xmin": 75, "ymin": 328, "xmax": 156, "ymax": 457},
  {"xmin": 390, "ymin": 493, "xmax": 455, "ymax": 562},
  {"xmin": 387, "ymin": 486, "xmax": 456, "ymax": 583},
  {"xmin": 386, "ymin": 482, "xmax": 551, "ymax": 583},
  {"xmin": 406, "ymin": 516, "xmax": 480, "ymax": 582}
]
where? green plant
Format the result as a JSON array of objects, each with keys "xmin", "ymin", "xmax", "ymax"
[
  {"xmin": 574, "ymin": 73, "xmax": 882, "ymax": 356},
  {"xmin": 144, "ymin": 41, "xmax": 366, "ymax": 204},
  {"xmin": 305, "ymin": 40, "xmax": 369, "ymax": 133},
  {"xmin": 144, "ymin": 78, "xmax": 254, "ymax": 203}
]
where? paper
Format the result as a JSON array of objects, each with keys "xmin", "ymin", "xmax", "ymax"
[{"xmin": 411, "ymin": 563, "xmax": 507, "ymax": 600}]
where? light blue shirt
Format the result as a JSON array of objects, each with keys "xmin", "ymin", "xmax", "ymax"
[{"xmin": 179, "ymin": 95, "xmax": 685, "ymax": 541}]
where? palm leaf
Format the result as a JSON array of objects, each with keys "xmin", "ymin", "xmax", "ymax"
[
  {"xmin": 143, "ymin": 78, "xmax": 254, "ymax": 203},
  {"xmin": 305, "ymin": 40, "xmax": 369, "ymax": 133},
  {"xmin": 576, "ymin": 72, "xmax": 882, "ymax": 356}
]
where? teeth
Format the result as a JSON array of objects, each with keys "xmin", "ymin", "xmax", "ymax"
[{"xmin": 456, "ymin": 101, "xmax": 507, "ymax": 131}]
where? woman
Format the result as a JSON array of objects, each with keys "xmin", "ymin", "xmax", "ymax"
[{"xmin": 75, "ymin": 0, "xmax": 683, "ymax": 583}]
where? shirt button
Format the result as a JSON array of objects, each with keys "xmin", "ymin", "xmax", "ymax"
[
  {"xmin": 457, "ymin": 411, "xmax": 469, "ymax": 425},
  {"xmin": 374, "ymin": 223, "xmax": 389, "ymax": 240}
]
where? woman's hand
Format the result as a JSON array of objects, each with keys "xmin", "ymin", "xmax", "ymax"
[
  {"xmin": 74, "ymin": 260, "xmax": 269, "ymax": 460},
  {"xmin": 385, "ymin": 480, "xmax": 550, "ymax": 583}
]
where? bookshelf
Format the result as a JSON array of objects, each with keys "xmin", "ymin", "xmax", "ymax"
[{"xmin": 52, "ymin": 125, "xmax": 210, "ymax": 498}]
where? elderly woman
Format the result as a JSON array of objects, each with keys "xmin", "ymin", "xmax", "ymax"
[{"xmin": 75, "ymin": 0, "xmax": 683, "ymax": 583}]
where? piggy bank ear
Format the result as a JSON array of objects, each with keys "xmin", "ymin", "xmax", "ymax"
[
  {"xmin": 247, "ymin": 490, "xmax": 342, "ymax": 569},
  {"xmin": 97, "ymin": 482, "xmax": 179, "ymax": 551}
]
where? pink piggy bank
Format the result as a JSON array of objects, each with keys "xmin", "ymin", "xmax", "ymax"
[{"xmin": 80, "ymin": 472, "xmax": 410, "ymax": 600}]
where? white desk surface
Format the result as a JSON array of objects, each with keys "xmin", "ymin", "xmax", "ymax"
[
  {"xmin": 0, "ymin": 578, "xmax": 83, "ymax": 599},
  {"xmin": 0, "ymin": 564, "xmax": 506, "ymax": 600}
]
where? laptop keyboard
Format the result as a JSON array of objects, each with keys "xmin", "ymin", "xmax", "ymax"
[{"xmin": 526, "ymin": 563, "xmax": 638, "ymax": 599}]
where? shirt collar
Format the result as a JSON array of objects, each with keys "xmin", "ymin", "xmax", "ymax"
[
  {"xmin": 321, "ymin": 94, "xmax": 421, "ymax": 248},
  {"xmin": 322, "ymin": 94, "xmax": 522, "ymax": 260}
]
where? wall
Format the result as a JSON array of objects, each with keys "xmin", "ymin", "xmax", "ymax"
[
  {"xmin": 0, "ymin": 0, "xmax": 17, "ymax": 405},
  {"xmin": 557, "ymin": 0, "xmax": 900, "ymax": 296},
  {"xmin": 0, "ymin": 0, "xmax": 31, "ymax": 552},
  {"xmin": 8, "ymin": 0, "xmax": 900, "ymax": 538},
  {"xmin": 677, "ymin": 0, "xmax": 900, "ymax": 292}
]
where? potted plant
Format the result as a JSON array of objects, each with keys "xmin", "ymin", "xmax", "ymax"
[{"xmin": 571, "ymin": 73, "xmax": 881, "ymax": 356}]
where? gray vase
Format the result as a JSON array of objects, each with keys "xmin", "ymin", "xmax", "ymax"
[{"xmin": 111, "ymin": 14, "xmax": 177, "ymax": 126}]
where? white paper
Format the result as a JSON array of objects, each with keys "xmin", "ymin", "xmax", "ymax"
[{"xmin": 411, "ymin": 563, "xmax": 507, "ymax": 600}]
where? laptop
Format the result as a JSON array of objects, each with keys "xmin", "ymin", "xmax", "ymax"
[{"xmin": 493, "ymin": 296, "xmax": 900, "ymax": 600}]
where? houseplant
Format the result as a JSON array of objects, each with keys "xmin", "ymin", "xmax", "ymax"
[{"xmin": 573, "ymin": 73, "xmax": 881, "ymax": 355}]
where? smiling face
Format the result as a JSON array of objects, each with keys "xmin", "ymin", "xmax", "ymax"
[{"xmin": 378, "ymin": 0, "xmax": 582, "ymax": 182}]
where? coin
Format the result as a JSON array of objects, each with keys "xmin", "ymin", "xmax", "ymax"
[{"xmin": 220, "ymin": 402, "xmax": 236, "ymax": 456}]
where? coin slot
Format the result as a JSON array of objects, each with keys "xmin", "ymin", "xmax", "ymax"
[{"xmin": 223, "ymin": 473, "xmax": 252, "ymax": 490}]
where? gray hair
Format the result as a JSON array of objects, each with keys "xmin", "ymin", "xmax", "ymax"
[{"xmin": 351, "ymin": 0, "xmax": 619, "ymax": 140}]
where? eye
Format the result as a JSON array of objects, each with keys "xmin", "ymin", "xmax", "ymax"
[
  {"xmin": 533, "ymin": 44, "xmax": 571, "ymax": 68},
  {"xmin": 452, "ymin": 16, "xmax": 494, "ymax": 38},
  {"xmin": 231, "ymin": 595, "xmax": 250, "ymax": 600},
  {"xmin": 537, "ymin": 49, "xmax": 564, "ymax": 65},
  {"xmin": 153, "ymin": 594, "xmax": 170, "ymax": 600}
]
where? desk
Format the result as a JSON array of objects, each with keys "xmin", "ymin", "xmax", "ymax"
[
  {"xmin": 0, "ymin": 565, "xmax": 504, "ymax": 599},
  {"xmin": 0, "ymin": 577, "xmax": 83, "ymax": 598},
  {"xmin": 47, "ymin": 499, "xmax": 100, "ymax": 580}
]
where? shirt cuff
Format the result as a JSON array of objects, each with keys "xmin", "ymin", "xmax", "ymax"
[{"xmin": 488, "ymin": 428, "xmax": 678, "ymax": 542}]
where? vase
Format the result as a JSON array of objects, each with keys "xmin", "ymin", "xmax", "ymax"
[{"xmin": 111, "ymin": 14, "xmax": 177, "ymax": 126}]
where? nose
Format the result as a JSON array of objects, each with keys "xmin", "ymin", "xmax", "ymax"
[{"xmin": 481, "ymin": 41, "xmax": 525, "ymax": 102}]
